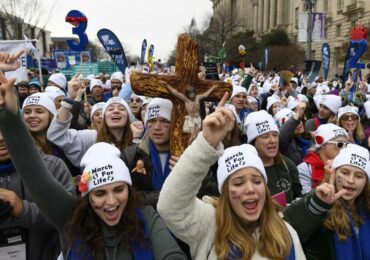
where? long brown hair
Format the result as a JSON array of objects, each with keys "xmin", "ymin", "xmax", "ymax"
[
  {"xmin": 214, "ymin": 179, "xmax": 292, "ymax": 260},
  {"xmin": 324, "ymin": 173, "xmax": 370, "ymax": 240},
  {"xmin": 96, "ymin": 114, "xmax": 132, "ymax": 150},
  {"xmin": 64, "ymin": 186, "xmax": 148, "ymax": 258}
]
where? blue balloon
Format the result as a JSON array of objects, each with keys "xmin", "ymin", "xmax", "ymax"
[{"xmin": 65, "ymin": 10, "xmax": 88, "ymax": 51}]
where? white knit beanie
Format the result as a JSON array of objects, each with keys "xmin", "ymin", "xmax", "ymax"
[
  {"xmin": 274, "ymin": 108, "xmax": 294, "ymax": 128},
  {"xmin": 313, "ymin": 95, "xmax": 323, "ymax": 110},
  {"xmin": 79, "ymin": 142, "xmax": 132, "ymax": 196},
  {"xmin": 22, "ymin": 93, "xmax": 57, "ymax": 115},
  {"xmin": 297, "ymin": 94, "xmax": 309, "ymax": 103},
  {"xmin": 230, "ymin": 85, "xmax": 247, "ymax": 100},
  {"xmin": 90, "ymin": 79, "xmax": 103, "ymax": 91},
  {"xmin": 337, "ymin": 105, "xmax": 359, "ymax": 120},
  {"xmin": 332, "ymin": 144, "xmax": 370, "ymax": 178},
  {"xmin": 111, "ymin": 71, "xmax": 124, "ymax": 83},
  {"xmin": 45, "ymin": 86, "xmax": 66, "ymax": 101},
  {"xmin": 90, "ymin": 102, "xmax": 106, "ymax": 120},
  {"xmin": 217, "ymin": 144, "xmax": 267, "ymax": 193},
  {"xmin": 320, "ymin": 94, "xmax": 342, "ymax": 114},
  {"xmin": 86, "ymin": 74, "xmax": 95, "ymax": 81},
  {"xmin": 247, "ymin": 96, "xmax": 258, "ymax": 104},
  {"xmin": 314, "ymin": 123, "xmax": 348, "ymax": 148},
  {"xmin": 244, "ymin": 110, "xmax": 279, "ymax": 143},
  {"xmin": 266, "ymin": 95, "xmax": 281, "ymax": 112},
  {"xmin": 102, "ymin": 97, "xmax": 135, "ymax": 122},
  {"xmin": 144, "ymin": 98, "xmax": 173, "ymax": 125},
  {"xmin": 287, "ymin": 96, "xmax": 298, "ymax": 110},
  {"xmin": 48, "ymin": 73, "xmax": 67, "ymax": 90}
]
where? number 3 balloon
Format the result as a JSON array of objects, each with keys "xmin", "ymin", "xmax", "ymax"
[{"xmin": 65, "ymin": 10, "xmax": 88, "ymax": 51}]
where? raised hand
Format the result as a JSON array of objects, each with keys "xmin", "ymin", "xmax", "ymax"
[
  {"xmin": 315, "ymin": 170, "xmax": 346, "ymax": 205},
  {"xmin": 67, "ymin": 73, "xmax": 84, "ymax": 100},
  {"xmin": 0, "ymin": 50, "xmax": 24, "ymax": 72},
  {"xmin": 130, "ymin": 121, "xmax": 144, "ymax": 139},
  {"xmin": 202, "ymin": 92, "xmax": 235, "ymax": 148},
  {"xmin": 0, "ymin": 71, "xmax": 18, "ymax": 115}
]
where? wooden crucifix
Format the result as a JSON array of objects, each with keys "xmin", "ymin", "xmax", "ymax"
[{"xmin": 130, "ymin": 34, "xmax": 232, "ymax": 156}]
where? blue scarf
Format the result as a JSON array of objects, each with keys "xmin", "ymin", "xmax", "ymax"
[
  {"xmin": 67, "ymin": 208, "xmax": 154, "ymax": 260},
  {"xmin": 0, "ymin": 161, "xmax": 15, "ymax": 174},
  {"xmin": 239, "ymin": 108, "xmax": 253, "ymax": 122},
  {"xmin": 149, "ymin": 140, "xmax": 170, "ymax": 191},
  {"xmin": 227, "ymin": 239, "xmax": 295, "ymax": 259},
  {"xmin": 298, "ymin": 137, "xmax": 311, "ymax": 158},
  {"xmin": 334, "ymin": 210, "xmax": 370, "ymax": 260}
]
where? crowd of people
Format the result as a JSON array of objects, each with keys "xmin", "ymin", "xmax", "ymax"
[{"xmin": 0, "ymin": 49, "xmax": 370, "ymax": 260}]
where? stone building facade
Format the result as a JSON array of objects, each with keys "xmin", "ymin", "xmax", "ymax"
[
  {"xmin": 0, "ymin": 11, "xmax": 52, "ymax": 58},
  {"xmin": 211, "ymin": 0, "xmax": 370, "ymax": 77}
]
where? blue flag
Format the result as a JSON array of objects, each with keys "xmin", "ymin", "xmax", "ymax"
[
  {"xmin": 97, "ymin": 29, "xmax": 128, "ymax": 73},
  {"xmin": 140, "ymin": 39, "xmax": 147, "ymax": 65},
  {"xmin": 322, "ymin": 43, "xmax": 330, "ymax": 81},
  {"xmin": 264, "ymin": 48, "xmax": 268, "ymax": 70}
]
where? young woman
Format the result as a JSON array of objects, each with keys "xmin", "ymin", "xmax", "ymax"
[
  {"xmin": 0, "ymin": 71, "xmax": 187, "ymax": 259},
  {"xmin": 337, "ymin": 105, "xmax": 365, "ymax": 146},
  {"xmin": 47, "ymin": 93, "xmax": 136, "ymax": 167},
  {"xmin": 90, "ymin": 102, "xmax": 105, "ymax": 130},
  {"xmin": 297, "ymin": 123, "xmax": 349, "ymax": 194},
  {"xmin": 274, "ymin": 106, "xmax": 306, "ymax": 165},
  {"xmin": 244, "ymin": 110, "xmax": 302, "ymax": 203},
  {"xmin": 22, "ymin": 93, "xmax": 80, "ymax": 176},
  {"xmin": 284, "ymin": 144, "xmax": 370, "ymax": 259},
  {"xmin": 22, "ymin": 92, "xmax": 57, "ymax": 155},
  {"xmin": 266, "ymin": 95, "xmax": 282, "ymax": 116},
  {"xmin": 157, "ymin": 97, "xmax": 305, "ymax": 259}
]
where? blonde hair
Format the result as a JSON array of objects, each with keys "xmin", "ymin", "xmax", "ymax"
[
  {"xmin": 214, "ymin": 179, "xmax": 292, "ymax": 260},
  {"xmin": 324, "ymin": 173, "xmax": 370, "ymax": 240},
  {"xmin": 338, "ymin": 115, "xmax": 365, "ymax": 142}
]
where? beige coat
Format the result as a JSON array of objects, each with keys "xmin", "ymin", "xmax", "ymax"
[{"xmin": 157, "ymin": 133, "xmax": 306, "ymax": 260}]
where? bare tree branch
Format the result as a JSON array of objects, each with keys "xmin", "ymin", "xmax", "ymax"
[{"xmin": 0, "ymin": 0, "xmax": 58, "ymax": 39}]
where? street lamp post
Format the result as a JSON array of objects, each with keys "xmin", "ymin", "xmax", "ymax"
[{"xmin": 304, "ymin": 0, "xmax": 316, "ymax": 60}]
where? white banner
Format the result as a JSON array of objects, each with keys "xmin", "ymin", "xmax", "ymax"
[
  {"xmin": 0, "ymin": 40, "xmax": 28, "ymax": 82},
  {"xmin": 298, "ymin": 12, "xmax": 308, "ymax": 42},
  {"xmin": 312, "ymin": 13, "xmax": 326, "ymax": 41}
]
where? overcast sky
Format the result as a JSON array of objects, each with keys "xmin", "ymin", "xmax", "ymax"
[{"xmin": 40, "ymin": 0, "xmax": 213, "ymax": 62}]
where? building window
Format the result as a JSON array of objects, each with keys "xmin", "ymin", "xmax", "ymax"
[
  {"xmin": 337, "ymin": 0, "xmax": 343, "ymax": 11},
  {"xmin": 336, "ymin": 24, "xmax": 341, "ymax": 37}
]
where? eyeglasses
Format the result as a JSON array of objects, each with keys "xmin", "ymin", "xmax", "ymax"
[
  {"xmin": 326, "ymin": 141, "xmax": 349, "ymax": 149},
  {"xmin": 341, "ymin": 114, "xmax": 358, "ymax": 121}
]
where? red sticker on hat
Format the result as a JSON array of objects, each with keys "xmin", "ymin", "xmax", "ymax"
[{"xmin": 315, "ymin": 135, "xmax": 324, "ymax": 145}]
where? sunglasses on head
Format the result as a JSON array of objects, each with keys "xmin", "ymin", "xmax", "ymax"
[
  {"xmin": 326, "ymin": 141, "xmax": 349, "ymax": 149},
  {"xmin": 341, "ymin": 114, "xmax": 358, "ymax": 121}
]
